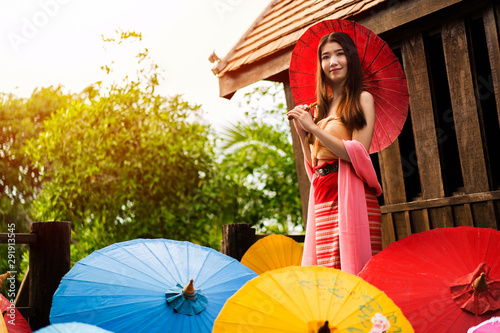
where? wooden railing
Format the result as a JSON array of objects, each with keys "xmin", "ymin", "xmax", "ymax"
[
  {"xmin": 0, "ymin": 221, "xmax": 71, "ymax": 331},
  {"xmin": 221, "ymin": 223, "xmax": 304, "ymax": 261}
]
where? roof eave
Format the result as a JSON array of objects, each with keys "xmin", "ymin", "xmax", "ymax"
[{"xmin": 218, "ymin": 46, "xmax": 293, "ymax": 99}]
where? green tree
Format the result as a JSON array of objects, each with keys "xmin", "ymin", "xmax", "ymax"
[
  {"xmin": 24, "ymin": 31, "xmax": 221, "ymax": 262},
  {"xmin": 26, "ymin": 82, "xmax": 218, "ymax": 262},
  {"xmin": 214, "ymin": 83, "xmax": 303, "ymax": 233},
  {"xmin": 0, "ymin": 86, "xmax": 75, "ymax": 230},
  {"xmin": 0, "ymin": 87, "xmax": 75, "ymax": 280}
]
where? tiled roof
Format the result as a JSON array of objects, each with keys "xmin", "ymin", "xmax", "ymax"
[{"xmin": 213, "ymin": 0, "xmax": 386, "ymax": 77}]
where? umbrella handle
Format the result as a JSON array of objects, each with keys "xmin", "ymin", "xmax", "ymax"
[{"xmin": 287, "ymin": 102, "xmax": 316, "ymax": 120}]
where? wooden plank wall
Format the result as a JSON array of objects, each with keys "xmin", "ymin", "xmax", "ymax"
[{"xmin": 378, "ymin": 2, "xmax": 500, "ymax": 247}]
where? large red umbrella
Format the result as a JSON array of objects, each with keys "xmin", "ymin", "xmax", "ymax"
[
  {"xmin": 358, "ymin": 227, "xmax": 500, "ymax": 332},
  {"xmin": 289, "ymin": 19, "xmax": 409, "ymax": 154}
]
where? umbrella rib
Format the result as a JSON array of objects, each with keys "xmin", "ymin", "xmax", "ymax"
[
  {"xmin": 82, "ymin": 251, "xmax": 171, "ymax": 288},
  {"xmin": 333, "ymin": 278, "xmax": 377, "ymax": 325},
  {"xmin": 365, "ymin": 84, "xmax": 409, "ymax": 98},
  {"xmin": 190, "ymin": 247, "xmax": 213, "ymax": 284},
  {"xmin": 144, "ymin": 240, "xmax": 186, "ymax": 284},
  {"xmin": 373, "ymin": 103, "xmax": 396, "ymax": 140},
  {"xmin": 364, "ymin": 56, "xmax": 399, "ymax": 78},
  {"xmin": 359, "ymin": 30, "xmax": 371, "ymax": 65},
  {"xmin": 113, "ymin": 241, "xmax": 174, "ymax": 285},
  {"xmin": 59, "ymin": 275, "xmax": 167, "ymax": 293},
  {"xmin": 201, "ymin": 272, "xmax": 256, "ymax": 291},
  {"xmin": 273, "ymin": 270, "xmax": 314, "ymax": 321},
  {"xmin": 291, "ymin": 49, "xmax": 317, "ymax": 66},
  {"xmin": 90, "ymin": 300, "xmax": 169, "ymax": 329},
  {"xmin": 219, "ymin": 299, "xmax": 301, "ymax": 331},
  {"xmin": 362, "ymin": 42, "xmax": 385, "ymax": 74},
  {"xmin": 365, "ymin": 75, "xmax": 408, "ymax": 83},
  {"xmin": 252, "ymin": 247, "xmax": 276, "ymax": 273},
  {"xmin": 370, "ymin": 120, "xmax": 382, "ymax": 153},
  {"xmin": 263, "ymin": 238, "xmax": 282, "ymax": 271},
  {"xmin": 290, "ymin": 84, "xmax": 316, "ymax": 89},
  {"xmin": 371, "ymin": 89, "xmax": 408, "ymax": 117},
  {"xmin": 288, "ymin": 69, "xmax": 316, "ymax": 77}
]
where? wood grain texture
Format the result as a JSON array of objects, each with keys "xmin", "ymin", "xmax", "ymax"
[
  {"xmin": 453, "ymin": 203, "xmax": 475, "ymax": 227},
  {"xmin": 402, "ymin": 33, "xmax": 445, "ymax": 200},
  {"xmin": 410, "ymin": 209, "xmax": 431, "ymax": 233},
  {"xmin": 29, "ymin": 222, "xmax": 71, "ymax": 330},
  {"xmin": 442, "ymin": 18, "xmax": 489, "ymax": 194},
  {"xmin": 381, "ymin": 213, "xmax": 396, "ymax": 248},
  {"xmin": 378, "ymin": 139, "xmax": 406, "ymax": 204},
  {"xmin": 483, "ymin": 4, "xmax": 500, "ymax": 126},
  {"xmin": 284, "ymin": 78, "xmax": 311, "ymax": 228}
]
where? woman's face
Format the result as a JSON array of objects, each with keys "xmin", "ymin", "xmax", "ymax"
[{"xmin": 320, "ymin": 41, "xmax": 348, "ymax": 85}]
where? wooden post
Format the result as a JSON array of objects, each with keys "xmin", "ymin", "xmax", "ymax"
[
  {"xmin": 221, "ymin": 223, "xmax": 256, "ymax": 261},
  {"xmin": 283, "ymin": 78, "xmax": 310, "ymax": 228},
  {"xmin": 483, "ymin": 4, "xmax": 500, "ymax": 126},
  {"xmin": 442, "ymin": 18, "xmax": 489, "ymax": 194},
  {"xmin": 29, "ymin": 221, "xmax": 71, "ymax": 330}
]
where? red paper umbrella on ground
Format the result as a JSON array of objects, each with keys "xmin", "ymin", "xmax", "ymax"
[
  {"xmin": 0, "ymin": 293, "xmax": 32, "ymax": 333},
  {"xmin": 358, "ymin": 227, "xmax": 500, "ymax": 332},
  {"xmin": 289, "ymin": 19, "xmax": 409, "ymax": 154}
]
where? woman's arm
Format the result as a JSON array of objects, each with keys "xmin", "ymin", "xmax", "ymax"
[
  {"xmin": 352, "ymin": 91, "xmax": 375, "ymax": 152},
  {"xmin": 287, "ymin": 92, "xmax": 375, "ymax": 163},
  {"xmin": 288, "ymin": 105, "xmax": 313, "ymax": 166}
]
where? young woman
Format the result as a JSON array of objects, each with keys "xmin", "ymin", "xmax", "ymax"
[{"xmin": 286, "ymin": 32, "xmax": 382, "ymax": 275}]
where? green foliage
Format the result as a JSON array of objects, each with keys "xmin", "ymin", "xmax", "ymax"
[
  {"xmin": 0, "ymin": 87, "xmax": 74, "ymax": 279},
  {"xmin": 23, "ymin": 30, "xmax": 221, "ymax": 262},
  {"xmin": 26, "ymin": 82, "xmax": 217, "ymax": 262},
  {"xmin": 216, "ymin": 83, "xmax": 303, "ymax": 233},
  {"xmin": 0, "ymin": 86, "xmax": 75, "ymax": 228}
]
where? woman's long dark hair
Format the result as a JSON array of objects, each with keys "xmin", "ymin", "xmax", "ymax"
[{"xmin": 308, "ymin": 32, "xmax": 366, "ymax": 143}]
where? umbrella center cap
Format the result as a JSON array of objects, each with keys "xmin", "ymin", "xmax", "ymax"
[
  {"xmin": 449, "ymin": 263, "xmax": 500, "ymax": 315},
  {"xmin": 165, "ymin": 280, "xmax": 208, "ymax": 316},
  {"xmin": 308, "ymin": 320, "xmax": 339, "ymax": 333}
]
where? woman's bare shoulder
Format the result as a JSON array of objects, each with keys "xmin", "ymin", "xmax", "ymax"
[{"xmin": 360, "ymin": 91, "xmax": 374, "ymax": 103}]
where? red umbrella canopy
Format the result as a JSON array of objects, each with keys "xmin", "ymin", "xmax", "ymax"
[
  {"xmin": 358, "ymin": 227, "xmax": 500, "ymax": 332},
  {"xmin": 289, "ymin": 19, "xmax": 409, "ymax": 154},
  {"xmin": 1, "ymin": 293, "xmax": 32, "ymax": 333}
]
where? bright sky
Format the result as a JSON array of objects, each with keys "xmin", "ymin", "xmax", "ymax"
[{"xmin": 0, "ymin": 0, "xmax": 272, "ymax": 129}]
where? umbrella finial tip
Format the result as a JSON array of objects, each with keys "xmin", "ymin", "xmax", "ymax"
[
  {"xmin": 0, "ymin": 272, "xmax": 11, "ymax": 288},
  {"xmin": 318, "ymin": 321, "xmax": 330, "ymax": 333},
  {"xmin": 472, "ymin": 272, "xmax": 488, "ymax": 293},
  {"xmin": 183, "ymin": 279, "xmax": 196, "ymax": 298}
]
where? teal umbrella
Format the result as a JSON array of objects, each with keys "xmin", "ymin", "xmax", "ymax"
[{"xmin": 50, "ymin": 239, "xmax": 257, "ymax": 332}]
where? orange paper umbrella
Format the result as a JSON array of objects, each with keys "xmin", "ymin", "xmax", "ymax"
[
  {"xmin": 359, "ymin": 227, "xmax": 500, "ymax": 332},
  {"xmin": 240, "ymin": 235, "xmax": 303, "ymax": 274},
  {"xmin": 213, "ymin": 266, "xmax": 413, "ymax": 332},
  {"xmin": 289, "ymin": 19, "xmax": 409, "ymax": 154}
]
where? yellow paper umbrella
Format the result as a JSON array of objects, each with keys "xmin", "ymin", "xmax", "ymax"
[
  {"xmin": 213, "ymin": 266, "xmax": 414, "ymax": 333},
  {"xmin": 240, "ymin": 235, "xmax": 303, "ymax": 274},
  {"xmin": 0, "ymin": 314, "xmax": 7, "ymax": 333}
]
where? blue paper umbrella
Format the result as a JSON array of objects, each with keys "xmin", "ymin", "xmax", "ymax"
[
  {"xmin": 35, "ymin": 322, "xmax": 114, "ymax": 332},
  {"xmin": 50, "ymin": 239, "xmax": 257, "ymax": 332}
]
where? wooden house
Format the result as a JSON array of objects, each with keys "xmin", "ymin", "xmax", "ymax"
[{"xmin": 212, "ymin": 0, "xmax": 500, "ymax": 248}]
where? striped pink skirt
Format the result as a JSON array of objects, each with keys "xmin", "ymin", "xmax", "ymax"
[{"xmin": 313, "ymin": 161, "xmax": 382, "ymax": 269}]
